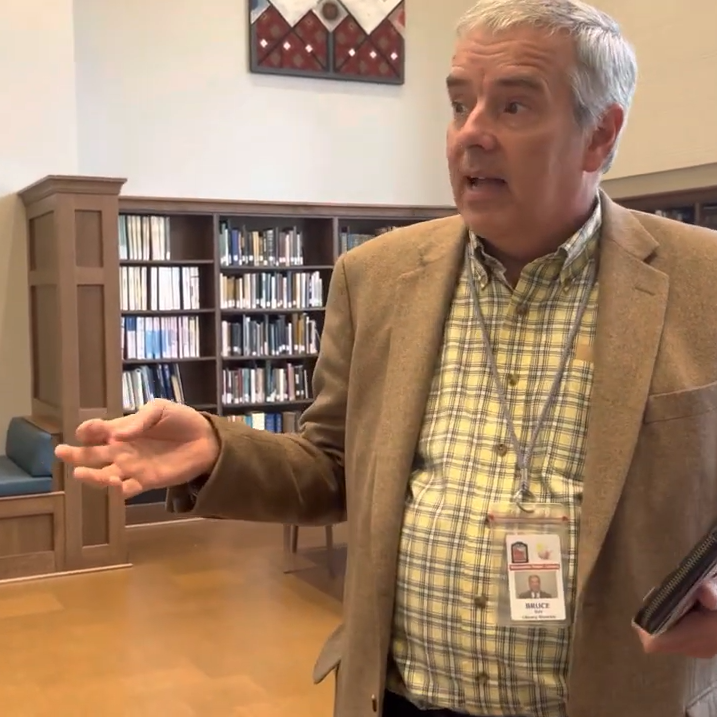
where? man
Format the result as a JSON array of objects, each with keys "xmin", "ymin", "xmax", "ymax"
[
  {"xmin": 518, "ymin": 575, "xmax": 552, "ymax": 600},
  {"xmin": 56, "ymin": 0, "xmax": 717, "ymax": 715}
]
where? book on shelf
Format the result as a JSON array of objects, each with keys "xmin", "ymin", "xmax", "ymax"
[
  {"xmin": 654, "ymin": 207, "xmax": 695, "ymax": 223},
  {"xmin": 701, "ymin": 205, "xmax": 717, "ymax": 229},
  {"xmin": 121, "ymin": 315, "xmax": 201, "ymax": 360},
  {"xmin": 118, "ymin": 214, "xmax": 171, "ymax": 260},
  {"xmin": 221, "ymin": 314, "xmax": 320, "ymax": 358},
  {"xmin": 120, "ymin": 265, "xmax": 201, "ymax": 311},
  {"xmin": 123, "ymin": 363, "xmax": 185, "ymax": 412},
  {"xmin": 222, "ymin": 363, "xmax": 311, "ymax": 405},
  {"xmin": 218, "ymin": 222, "xmax": 304, "ymax": 266},
  {"xmin": 219, "ymin": 270, "xmax": 324, "ymax": 309},
  {"xmin": 227, "ymin": 410, "xmax": 304, "ymax": 433},
  {"xmin": 339, "ymin": 224, "xmax": 399, "ymax": 254}
]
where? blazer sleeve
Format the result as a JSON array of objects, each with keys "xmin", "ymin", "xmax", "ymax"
[{"xmin": 165, "ymin": 254, "xmax": 353, "ymax": 525}]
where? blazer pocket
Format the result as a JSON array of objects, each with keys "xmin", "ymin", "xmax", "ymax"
[
  {"xmin": 644, "ymin": 381, "xmax": 717, "ymax": 424},
  {"xmin": 312, "ymin": 622, "xmax": 344, "ymax": 684}
]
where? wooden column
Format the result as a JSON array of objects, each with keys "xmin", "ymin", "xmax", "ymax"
[{"xmin": 19, "ymin": 175, "xmax": 130, "ymax": 573}]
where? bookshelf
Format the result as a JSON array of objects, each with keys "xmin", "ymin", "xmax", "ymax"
[
  {"xmin": 614, "ymin": 184, "xmax": 717, "ymax": 228},
  {"xmin": 18, "ymin": 175, "xmax": 128, "ymax": 576},
  {"xmin": 116, "ymin": 201, "xmax": 459, "ymax": 525},
  {"xmin": 18, "ymin": 175, "xmax": 456, "ymax": 572}
]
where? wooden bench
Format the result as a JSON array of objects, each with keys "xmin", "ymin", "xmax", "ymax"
[{"xmin": 0, "ymin": 415, "xmax": 65, "ymax": 581}]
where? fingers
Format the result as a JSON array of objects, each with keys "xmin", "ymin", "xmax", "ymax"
[
  {"xmin": 55, "ymin": 442, "xmax": 114, "ymax": 469},
  {"xmin": 112, "ymin": 401, "xmax": 165, "ymax": 440},
  {"xmin": 72, "ymin": 401, "xmax": 167, "ymax": 446},
  {"xmin": 75, "ymin": 418, "xmax": 115, "ymax": 445},
  {"xmin": 698, "ymin": 580, "xmax": 717, "ymax": 611},
  {"xmin": 72, "ymin": 465, "xmax": 145, "ymax": 499},
  {"xmin": 121, "ymin": 477, "xmax": 145, "ymax": 499},
  {"xmin": 638, "ymin": 607, "xmax": 717, "ymax": 658},
  {"xmin": 72, "ymin": 463, "xmax": 123, "ymax": 486}
]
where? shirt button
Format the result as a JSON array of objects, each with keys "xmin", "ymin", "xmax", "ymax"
[
  {"xmin": 475, "ymin": 595, "xmax": 488, "ymax": 608},
  {"xmin": 496, "ymin": 443, "xmax": 509, "ymax": 456},
  {"xmin": 507, "ymin": 373, "xmax": 518, "ymax": 386},
  {"xmin": 478, "ymin": 672, "xmax": 490, "ymax": 683},
  {"xmin": 515, "ymin": 304, "xmax": 528, "ymax": 317}
]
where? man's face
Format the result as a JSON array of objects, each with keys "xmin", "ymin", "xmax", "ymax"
[
  {"xmin": 529, "ymin": 576, "xmax": 541, "ymax": 592},
  {"xmin": 445, "ymin": 25, "xmax": 620, "ymax": 257}
]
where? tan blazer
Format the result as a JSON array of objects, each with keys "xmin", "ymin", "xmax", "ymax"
[{"xmin": 169, "ymin": 191, "xmax": 717, "ymax": 716}]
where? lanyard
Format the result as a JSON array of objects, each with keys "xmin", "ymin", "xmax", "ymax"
[{"xmin": 464, "ymin": 243, "xmax": 596, "ymax": 509}]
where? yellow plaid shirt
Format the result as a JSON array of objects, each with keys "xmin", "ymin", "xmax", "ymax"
[{"xmin": 388, "ymin": 199, "xmax": 602, "ymax": 717}]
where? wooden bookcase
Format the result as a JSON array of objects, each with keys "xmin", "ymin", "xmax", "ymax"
[
  {"xmin": 615, "ymin": 184, "xmax": 717, "ymax": 229},
  {"xmin": 18, "ymin": 175, "xmax": 456, "ymax": 566},
  {"xmin": 17, "ymin": 175, "xmax": 129, "ymax": 578},
  {"xmin": 117, "ymin": 195, "xmax": 456, "ymax": 525}
]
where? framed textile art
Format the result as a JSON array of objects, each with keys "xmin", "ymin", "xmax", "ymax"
[{"xmin": 248, "ymin": 0, "xmax": 406, "ymax": 85}]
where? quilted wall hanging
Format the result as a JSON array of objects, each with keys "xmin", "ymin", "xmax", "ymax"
[{"xmin": 248, "ymin": 0, "xmax": 406, "ymax": 85}]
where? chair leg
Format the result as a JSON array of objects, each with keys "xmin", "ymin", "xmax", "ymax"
[
  {"xmin": 282, "ymin": 524, "xmax": 300, "ymax": 573},
  {"xmin": 325, "ymin": 524, "xmax": 335, "ymax": 578}
]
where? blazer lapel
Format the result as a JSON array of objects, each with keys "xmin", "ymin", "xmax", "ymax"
[
  {"xmin": 370, "ymin": 218, "xmax": 466, "ymax": 650},
  {"xmin": 576, "ymin": 195, "xmax": 669, "ymax": 601}
]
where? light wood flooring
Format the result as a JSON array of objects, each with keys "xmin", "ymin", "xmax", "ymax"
[{"xmin": 0, "ymin": 519, "xmax": 347, "ymax": 716}]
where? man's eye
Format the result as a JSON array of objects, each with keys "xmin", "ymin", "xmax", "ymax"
[
  {"xmin": 451, "ymin": 101, "xmax": 467, "ymax": 115},
  {"xmin": 505, "ymin": 101, "xmax": 525, "ymax": 114}
]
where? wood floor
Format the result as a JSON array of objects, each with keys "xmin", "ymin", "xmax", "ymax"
[{"xmin": 0, "ymin": 518, "xmax": 347, "ymax": 716}]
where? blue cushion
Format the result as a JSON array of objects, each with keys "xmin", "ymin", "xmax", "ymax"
[
  {"xmin": 5, "ymin": 417, "xmax": 54, "ymax": 477},
  {"xmin": 0, "ymin": 456, "xmax": 52, "ymax": 496}
]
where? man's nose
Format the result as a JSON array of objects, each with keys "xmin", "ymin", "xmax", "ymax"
[{"xmin": 458, "ymin": 107, "xmax": 497, "ymax": 152}]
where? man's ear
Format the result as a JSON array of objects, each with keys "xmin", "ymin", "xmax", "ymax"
[{"xmin": 583, "ymin": 104, "xmax": 624, "ymax": 173}]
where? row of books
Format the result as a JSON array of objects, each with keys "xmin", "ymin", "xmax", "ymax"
[
  {"xmin": 221, "ymin": 314, "xmax": 320, "ymax": 358},
  {"xmin": 226, "ymin": 411, "xmax": 303, "ymax": 433},
  {"xmin": 339, "ymin": 226, "xmax": 396, "ymax": 254},
  {"xmin": 222, "ymin": 365, "xmax": 311, "ymax": 405},
  {"xmin": 218, "ymin": 223, "xmax": 305, "ymax": 267},
  {"xmin": 219, "ymin": 271, "xmax": 323, "ymax": 310},
  {"xmin": 122, "ymin": 315, "xmax": 202, "ymax": 361},
  {"xmin": 654, "ymin": 208, "xmax": 695, "ymax": 223},
  {"xmin": 121, "ymin": 265, "xmax": 202, "ymax": 312},
  {"xmin": 122, "ymin": 363, "xmax": 185, "ymax": 411},
  {"xmin": 120, "ymin": 214, "xmax": 396, "ymax": 267},
  {"xmin": 119, "ymin": 214, "xmax": 172, "ymax": 261}
]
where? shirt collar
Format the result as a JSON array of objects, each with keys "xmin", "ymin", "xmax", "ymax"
[{"xmin": 468, "ymin": 194, "xmax": 602, "ymax": 288}]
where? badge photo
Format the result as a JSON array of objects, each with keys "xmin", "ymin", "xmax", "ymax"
[{"xmin": 505, "ymin": 533, "xmax": 566, "ymax": 622}]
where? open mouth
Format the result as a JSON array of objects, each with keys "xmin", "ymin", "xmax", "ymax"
[{"xmin": 467, "ymin": 176, "xmax": 506, "ymax": 188}]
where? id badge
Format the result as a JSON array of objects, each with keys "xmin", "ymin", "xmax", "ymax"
[{"xmin": 488, "ymin": 501, "xmax": 573, "ymax": 628}]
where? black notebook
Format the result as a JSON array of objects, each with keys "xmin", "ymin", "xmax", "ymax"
[{"xmin": 633, "ymin": 521, "xmax": 717, "ymax": 636}]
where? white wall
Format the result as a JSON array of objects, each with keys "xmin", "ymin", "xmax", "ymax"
[
  {"xmin": 600, "ymin": 0, "xmax": 717, "ymax": 181},
  {"xmin": 0, "ymin": 0, "xmax": 78, "ymax": 440},
  {"xmin": 73, "ymin": 0, "xmax": 465, "ymax": 205}
]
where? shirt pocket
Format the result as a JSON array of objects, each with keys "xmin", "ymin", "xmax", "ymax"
[{"xmin": 537, "ymin": 358, "xmax": 594, "ymax": 489}]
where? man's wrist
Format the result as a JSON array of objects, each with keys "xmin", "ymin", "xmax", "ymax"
[{"xmin": 195, "ymin": 414, "xmax": 221, "ymax": 475}]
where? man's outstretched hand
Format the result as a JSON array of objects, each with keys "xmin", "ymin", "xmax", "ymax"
[
  {"xmin": 55, "ymin": 399, "xmax": 220, "ymax": 498},
  {"xmin": 636, "ymin": 581, "xmax": 717, "ymax": 659}
]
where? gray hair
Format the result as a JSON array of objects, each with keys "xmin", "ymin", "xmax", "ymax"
[{"xmin": 456, "ymin": 0, "xmax": 637, "ymax": 172}]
